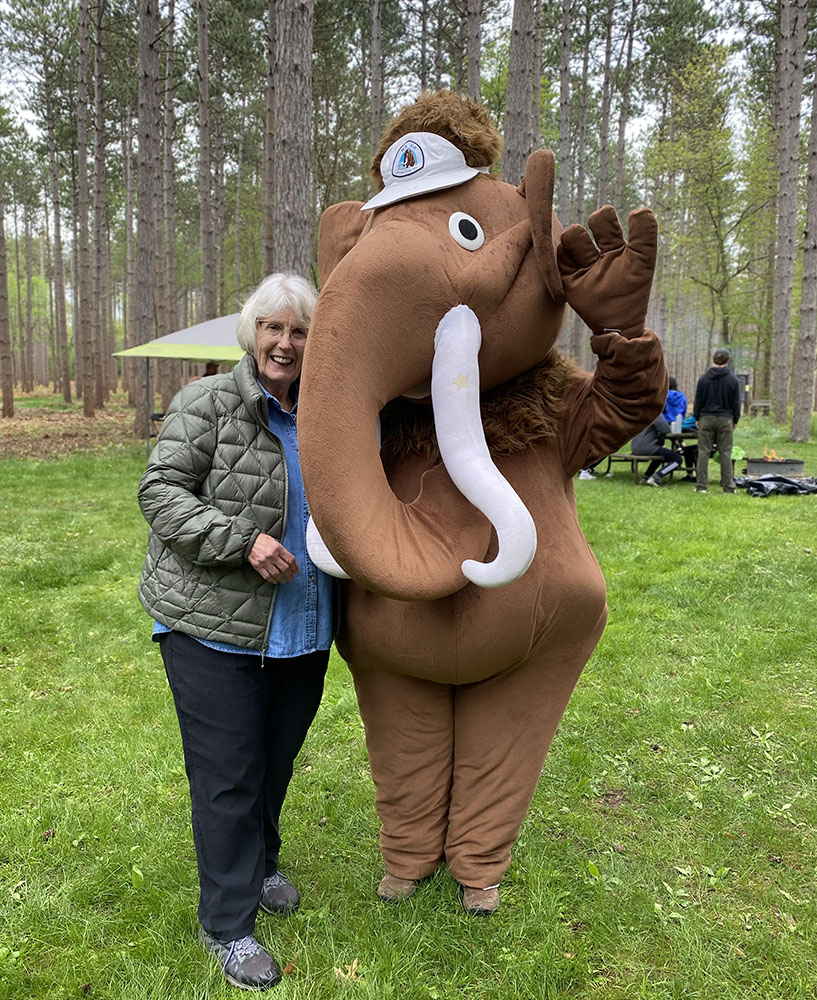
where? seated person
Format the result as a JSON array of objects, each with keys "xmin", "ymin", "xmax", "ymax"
[{"xmin": 630, "ymin": 414, "xmax": 681, "ymax": 486}]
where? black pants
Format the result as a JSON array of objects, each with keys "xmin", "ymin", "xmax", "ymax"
[
  {"xmin": 645, "ymin": 446, "xmax": 681, "ymax": 480},
  {"xmin": 160, "ymin": 631, "xmax": 329, "ymax": 939}
]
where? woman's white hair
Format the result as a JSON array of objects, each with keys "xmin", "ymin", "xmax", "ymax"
[{"xmin": 236, "ymin": 272, "xmax": 318, "ymax": 355}]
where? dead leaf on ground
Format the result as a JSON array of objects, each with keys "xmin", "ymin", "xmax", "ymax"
[
  {"xmin": 282, "ymin": 948, "xmax": 302, "ymax": 975},
  {"xmin": 334, "ymin": 957, "xmax": 363, "ymax": 981}
]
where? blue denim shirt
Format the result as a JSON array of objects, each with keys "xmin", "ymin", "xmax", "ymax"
[{"xmin": 153, "ymin": 382, "xmax": 333, "ymax": 657}]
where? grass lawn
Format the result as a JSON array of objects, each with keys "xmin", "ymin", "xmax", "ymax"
[{"xmin": 0, "ymin": 405, "xmax": 816, "ymax": 999}]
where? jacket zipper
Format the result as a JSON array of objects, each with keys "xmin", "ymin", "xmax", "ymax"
[{"xmin": 258, "ymin": 395, "xmax": 287, "ymax": 669}]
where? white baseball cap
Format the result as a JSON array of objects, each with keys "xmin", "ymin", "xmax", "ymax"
[{"xmin": 361, "ymin": 131, "xmax": 490, "ymax": 211}]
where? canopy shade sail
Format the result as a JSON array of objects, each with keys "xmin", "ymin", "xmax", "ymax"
[{"xmin": 114, "ymin": 313, "xmax": 245, "ymax": 362}]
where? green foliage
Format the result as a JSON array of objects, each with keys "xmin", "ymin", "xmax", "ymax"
[{"xmin": 1, "ymin": 427, "xmax": 816, "ymax": 998}]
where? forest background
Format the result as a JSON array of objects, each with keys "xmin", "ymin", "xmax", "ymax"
[{"xmin": 0, "ymin": 0, "xmax": 816, "ymax": 441}]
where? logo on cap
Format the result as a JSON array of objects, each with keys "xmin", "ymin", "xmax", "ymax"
[{"xmin": 392, "ymin": 140, "xmax": 424, "ymax": 177}]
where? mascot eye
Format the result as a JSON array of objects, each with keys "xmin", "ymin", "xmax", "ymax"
[{"xmin": 448, "ymin": 212, "xmax": 485, "ymax": 251}]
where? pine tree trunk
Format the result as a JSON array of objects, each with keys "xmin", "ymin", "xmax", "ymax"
[
  {"xmin": 94, "ymin": 0, "xmax": 110, "ymax": 402},
  {"xmin": 78, "ymin": 0, "xmax": 95, "ymax": 415},
  {"xmin": 558, "ymin": 0, "xmax": 571, "ymax": 219},
  {"xmin": 122, "ymin": 112, "xmax": 137, "ymax": 405},
  {"xmin": 434, "ymin": 4, "xmax": 444, "ymax": 89},
  {"xmin": 466, "ymin": 0, "xmax": 482, "ymax": 101},
  {"xmin": 790, "ymin": 59, "xmax": 817, "ymax": 441},
  {"xmin": 0, "ymin": 159, "xmax": 13, "ymax": 417},
  {"xmin": 24, "ymin": 206, "xmax": 34, "ymax": 392},
  {"xmin": 163, "ymin": 0, "xmax": 178, "ymax": 359},
  {"xmin": 597, "ymin": 0, "xmax": 614, "ymax": 206},
  {"xmin": 573, "ymin": 4, "xmax": 590, "ymax": 225},
  {"xmin": 504, "ymin": 0, "xmax": 536, "ymax": 185},
  {"xmin": 71, "ymin": 187, "xmax": 82, "ymax": 400},
  {"xmin": 214, "ymin": 66, "xmax": 226, "ymax": 315},
  {"xmin": 370, "ymin": 0, "xmax": 383, "ymax": 158},
  {"xmin": 45, "ymin": 86, "xmax": 71, "ymax": 402},
  {"xmin": 197, "ymin": 0, "xmax": 217, "ymax": 320},
  {"xmin": 272, "ymin": 0, "xmax": 314, "ymax": 277},
  {"xmin": 772, "ymin": 0, "xmax": 807, "ymax": 424},
  {"xmin": 531, "ymin": 0, "xmax": 541, "ymax": 145},
  {"xmin": 12, "ymin": 193, "xmax": 25, "ymax": 392},
  {"xmin": 234, "ymin": 98, "xmax": 246, "ymax": 302},
  {"xmin": 134, "ymin": 0, "xmax": 160, "ymax": 436},
  {"xmin": 419, "ymin": 0, "xmax": 429, "ymax": 91},
  {"xmin": 262, "ymin": 0, "xmax": 276, "ymax": 276},
  {"xmin": 614, "ymin": 0, "xmax": 637, "ymax": 207}
]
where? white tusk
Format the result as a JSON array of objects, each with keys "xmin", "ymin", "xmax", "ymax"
[
  {"xmin": 431, "ymin": 304, "xmax": 537, "ymax": 588},
  {"xmin": 306, "ymin": 517, "xmax": 350, "ymax": 579}
]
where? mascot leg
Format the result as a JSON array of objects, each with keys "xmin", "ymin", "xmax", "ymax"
[
  {"xmin": 444, "ymin": 613, "xmax": 607, "ymax": 889},
  {"xmin": 350, "ymin": 665, "xmax": 454, "ymax": 880}
]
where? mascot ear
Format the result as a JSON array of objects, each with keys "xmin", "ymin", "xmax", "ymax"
[
  {"xmin": 318, "ymin": 202, "xmax": 371, "ymax": 286},
  {"xmin": 518, "ymin": 150, "xmax": 566, "ymax": 305}
]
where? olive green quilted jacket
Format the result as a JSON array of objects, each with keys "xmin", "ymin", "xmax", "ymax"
[{"xmin": 138, "ymin": 354, "xmax": 287, "ymax": 649}]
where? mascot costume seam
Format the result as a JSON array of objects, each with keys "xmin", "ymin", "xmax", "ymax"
[{"xmin": 297, "ymin": 91, "xmax": 667, "ymax": 914}]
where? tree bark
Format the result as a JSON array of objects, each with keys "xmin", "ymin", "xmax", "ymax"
[
  {"xmin": 163, "ymin": 0, "xmax": 177, "ymax": 334},
  {"xmin": 122, "ymin": 111, "xmax": 137, "ymax": 404},
  {"xmin": 504, "ymin": 0, "xmax": 536, "ymax": 184},
  {"xmin": 94, "ymin": 0, "xmax": 110, "ymax": 404},
  {"xmin": 771, "ymin": 0, "xmax": 807, "ymax": 423},
  {"xmin": 234, "ymin": 97, "xmax": 246, "ymax": 304},
  {"xmin": 0, "ymin": 155, "xmax": 12, "ymax": 417},
  {"xmin": 614, "ymin": 0, "xmax": 637, "ymax": 207},
  {"xmin": 370, "ymin": 0, "xmax": 383, "ymax": 159},
  {"xmin": 24, "ymin": 205, "xmax": 34, "ymax": 392},
  {"xmin": 597, "ymin": 0, "xmax": 615, "ymax": 206},
  {"xmin": 466, "ymin": 0, "xmax": 482, "ymax": 101},
  {"xmin": 77, "ymin": 0, "xmax": 95, "ymax": 415},
  {"xmin": 419, "ymin": 0, "xmax": 429, "ymax": 91},
  {"xmin": 45, "ymin": 84, "xmax": 71, "ymax": 402},
  {"xmin": 262, "ymin": 0, "xmax": 276, "ymax": 276},
  {"xmin": 12, "ymin": 191, "xmax": 25, "ymax": 392},
  {"xmin": 790, "ymin": 57, "xmax": 817, "ymax": 441},
  {"xmin": 197, "ymin": 0, "xmax": 217, "ymax": 320},
  {"xmin": 558, "ymin": 0, "xmax": 571, "ymax": 219},
  {"xmin": 272, "ymin": 0, "xmax": 314, "ymax": 277},
  {"xmin": 573, "ymin": 3, "xmax": 591, "ymax": 225},
  {"xmin": 213, "ymin": 62, "xmax": 226, "ymax": 315},
  {"xmin": 135, "ymin": 0, "xmax": 160, "ymax": 436}
]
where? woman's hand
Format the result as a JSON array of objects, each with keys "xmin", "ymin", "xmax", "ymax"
[{"xmin": 248, "ymin": 533, "xmax": 300, "ymax": 583}]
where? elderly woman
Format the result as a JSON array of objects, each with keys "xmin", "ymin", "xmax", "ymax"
[{"xmin": 138, "ymin": 273, "xmax": 332, "ymax": 991}]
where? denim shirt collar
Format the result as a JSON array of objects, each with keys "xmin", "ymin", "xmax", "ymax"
[{"xmin": 257, "ymin": 379, "xmax": 299, "ymax": 417}]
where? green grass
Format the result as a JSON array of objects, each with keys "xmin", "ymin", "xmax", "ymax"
[{"xmin": 0, "ymin": 419, "xmax": 816, "ymax": 999}]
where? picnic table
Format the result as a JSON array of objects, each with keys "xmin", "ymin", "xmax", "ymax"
[{"xmin": 600, "ymin": 431, "xmax": 698, "ymax": 483}]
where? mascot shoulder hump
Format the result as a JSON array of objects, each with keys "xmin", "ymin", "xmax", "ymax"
[{"xmin": 298, "ymin": 90, "xmax": 667, "ymax": 903}]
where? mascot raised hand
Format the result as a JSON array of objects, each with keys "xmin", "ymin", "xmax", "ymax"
[{"xmin": 298, "ymin": 91, "xmax": 666, "ymax": 915}]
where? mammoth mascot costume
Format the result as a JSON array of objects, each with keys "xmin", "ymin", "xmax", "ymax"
[{"xmin": 298, "ymin": 92, "xmax": 666, "ymax": 914}]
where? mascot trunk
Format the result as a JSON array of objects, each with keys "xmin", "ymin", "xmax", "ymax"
[{"xmin": 298, "ymin": 93, "xmax": 666, "ymax": 894}]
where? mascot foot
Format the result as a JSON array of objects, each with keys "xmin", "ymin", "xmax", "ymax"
[
  {"xmin": 461, "ymin": 885, "xmax": 500, "ymax": 916},
  {"xmin": 377, "ymin": 873, "xmax": 419, "ymax": 902}
]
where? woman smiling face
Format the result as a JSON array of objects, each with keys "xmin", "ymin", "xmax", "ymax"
[{"xmin": 254, "ymin": 306, "xmax": 308, "ymax": 409}]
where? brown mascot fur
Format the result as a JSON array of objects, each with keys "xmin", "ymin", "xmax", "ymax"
[{"xmin": 298, "ymin": 91, "xmax": 667, "ymax": 913}]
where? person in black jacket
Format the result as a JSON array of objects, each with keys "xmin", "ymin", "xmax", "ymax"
[{"xmin": 693, "ymin": 347, "xmax": 741, "ymax": 493}]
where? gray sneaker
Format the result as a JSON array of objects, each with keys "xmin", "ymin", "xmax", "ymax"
[
  {"xmin": 198, "ymin": 926, "xmax": 281, "ymax": 991},
  {"xmin": 260, "ymin": 871, "xmax": 300, "ymax": 915}
]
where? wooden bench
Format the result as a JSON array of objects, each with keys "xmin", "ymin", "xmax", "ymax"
[
  {"xmin": 749, "ymin": 399, "xmax": 771, "ymax": 416},
  {"xmin": 602, "ymin": 453, "xmax": 688, "ymax": 483}
]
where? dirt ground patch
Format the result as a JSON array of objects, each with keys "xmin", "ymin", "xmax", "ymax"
[{"xmin": 0, "ymin": 391, "xmax": 142, "ymax": 460}]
